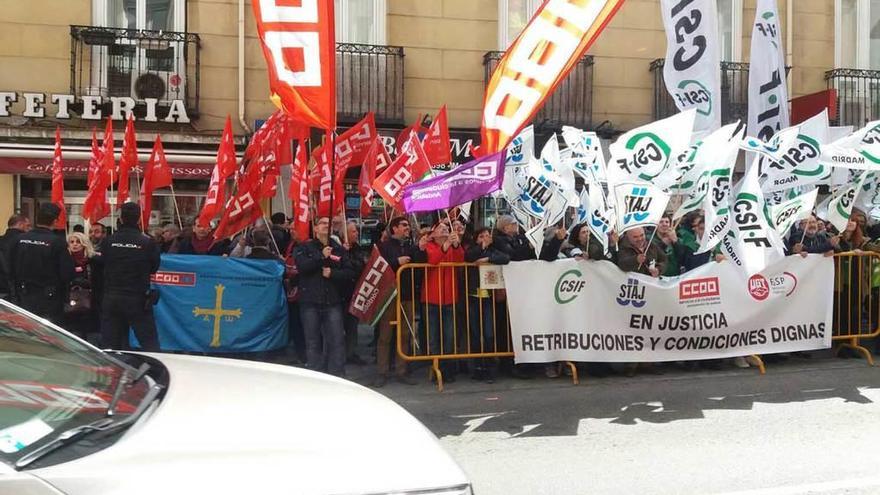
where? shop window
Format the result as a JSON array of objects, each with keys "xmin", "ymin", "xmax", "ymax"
[{"xmin": 335, "ymin": 0, "xmax": 386, "ymax": 44}]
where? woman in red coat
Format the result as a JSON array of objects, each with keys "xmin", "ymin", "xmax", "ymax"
[{"xmin": 421, "ymin": 222, "xmax": 464, "ymax": 379}]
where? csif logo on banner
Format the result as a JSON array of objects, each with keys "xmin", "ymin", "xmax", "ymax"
[
  {"xmin": 622, "ymin": 186, "xmax": 653, "ymax": 225},
  {"xmin": 616, "ymin": 277, "xmax": 646, "ymax": 307},
  {"xmin": 554, "ymin": 269, "xmax": 586, "ymax": 304},
  {"xmin": 617, "ymin": 133, "xmax": 672, "ymax": 180}
]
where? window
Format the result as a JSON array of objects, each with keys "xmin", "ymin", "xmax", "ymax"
[
  {"xmin": 335, "ymin": 0, "xmax": 386, "ymax": 44},
  {"xmin": 837, "ymin": 0, "xmax": 880, "ymax": 69},
  {"xmin": 498, "ymin": 0, "xmax": 742, "ymax": 60},
  {"xmin": 96, "ymin": 0, "xmax": 185, "ymax": 31}
]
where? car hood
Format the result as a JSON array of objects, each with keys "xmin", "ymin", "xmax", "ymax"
[{"xmin": 32, "ymin": 353, "xmax": 467, "ymax": 495}]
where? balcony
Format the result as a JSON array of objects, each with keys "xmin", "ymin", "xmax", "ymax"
[
  {"xmin": 825, "ymin": 68, "xmax": 880, "ymax": 128},
  {"xmin": 336, "ymin": 43, "xmax": 405, "ymax": 126},
  {"xmin": 70, "ymin": 26, "xmax": 200, "ymax": 120},
  {"xmin": 650, "ymin": 58, "xmax": 754, "ymax": 125},
  {"xmin": 483, "ymin": 51, "xmax": 594, "ymax": 131}
]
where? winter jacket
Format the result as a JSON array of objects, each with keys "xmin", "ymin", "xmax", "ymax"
[
  {"xmin": 378, "ymin": 236, "xmax": 427, "ymax": 300},
  {"xmin": 617, "ymin": 236, "xmax": 668, "ymax": 276},
  {"xmin": 421, "ymin": 241, "xmax": 465, "ymax": 306},
  {"xmin": 493, "ymin": 231, "xmax": 535, "ymax": 261},
  {"xmin": 463, "ymin": 243, "xmax": 510, "ymax": 294},
  {"xmin": 294, "ymin": 238, "xmax": 356, "ymax": 306}
]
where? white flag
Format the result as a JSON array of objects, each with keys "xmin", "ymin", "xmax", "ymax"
[
  {"xmin": 825, "ymin": 171, "xmax": 870, "ymax": 232},
  {"xmin": 697, "ymin": 128, "xmax": 743, "ymax": 253},
  {"xmin": 504, "ymin": 125, "xmax": 534, "ymax": 168},
  {"xmin": 613, "ymin": 182, "xmax": 671, "ymax": 235},
  {"xmin": 747, "ymin": 0, "xmax": 789, "ymax": 141},
  {"xmin": 720, "ymin": 161, "xmax": 785, "ymax": 275},
  {"xmin": 769, "ymin": 188, "xmax": 819, "ymax": 236},
  {"xmin": 562, "ymin": 126, "xmax": 608, "ymax": 183},
  {"xmin": 673, "ymin": 123, "xmax": 741, "ymax": 219},
  {"xmin": 660, "ymin": 0, "xmax": 721, "ymax": 133},
  {"xmin": 760, "ymin": 110, "xmax": 829, "ymax": 192},
  {"xmin": 821, "ymin": 120, "xmax": 880, "ymax": 171},
  {"xmin": 607, "ymin": 110, "xmax": 695, "ymax": 188},
  {"xmin": 540, "ymin": 134, "xmax": 578, "ymax": 206},
  {"xmin": 588, "ymin": 181, "xmax": 615, "ymax": 255}
]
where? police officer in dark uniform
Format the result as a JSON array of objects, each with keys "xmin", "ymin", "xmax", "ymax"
[
  {"xmin": 10, "ymin": 203, "xmax": 74, "ymax": 323},
  {"xmin": 98, "ymin": 202, "xmax": 161, "ymax": 351}
]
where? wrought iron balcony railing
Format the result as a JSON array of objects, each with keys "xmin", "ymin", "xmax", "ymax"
[
  {"xmin": 336, "ymin": 43, "xmax": 405, "ymax": 126},
  {"xmin": 483, "ymin": 51, "xmax": 594, "ymax": 131},
  {"xmin": 825, "ymin": 68, "xmax": 880, "ymax": 128},
  {"xmin": 70, "ymin": 25, "xmax": 200, "ymax": 120},
  {"xmin": 650, "ymin": 58, "xmax": 754, "ymax": 125}
]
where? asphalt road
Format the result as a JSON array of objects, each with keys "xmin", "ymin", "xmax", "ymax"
[{"xmin": 378, "ymin": 356, "xmax": 880, "ymax": 495}]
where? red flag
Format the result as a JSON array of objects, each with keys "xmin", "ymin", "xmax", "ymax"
[
  {"xmin": 252, "ymin": 0, "xmax": 336, "ymax": 130},
  {"xmin": 335, "ymin": 112, "xmax": 376, "ymax": 169},
  {"xmin": 359, "ymin": 136, "xmax": 390, "ymax": 216},
  {"xmin": 423, "ymin": 106, "xmax": 451, "ymax": 167},
  {"xmin": 372, "ymin": 132, "xmax": 431, "ymax": 212},
  {"xmin": 101, "ymin": 118, "xmax": 116, "ymax": 184},
  {"xmin": 476, "ymin": 0, "xmax": 625, "ymax": 155},
  {"xmin": 257, "ymin": 130, "xmax": 281, "ymax": 199},
  {"xmin": 311, "ymin": 144, "xmax": 334, "ymax": 217},
  {"xmin": 396, "ymin": 115, "xmax": 429, "ymax": 155},
  {"xmin": 140, "ymin": 136, "xmax": 173, "ymax": 230},
  {"xmin": 87, "ymin": 128, "xmax": 101, "ymax": 185},
  {"xmin": 116, "ymin": 116, "xmax": 138, "ymax": 207},
  {"xmin": 348, "ymin": 246, "xmax": 397, "ymax": 325},
  {"xmin": 214, "ymin": 172, "xmax": 263, "ymax": 241},
  {"xmin": 83, "ymin": 125, "xmax": 111, "ymax": 223},
  {"xmin": 290, "ymin": 142, "xmax": 311, "ymax": 242},
  {"xmin": 51, "ymin": 128, "xmax": 66, "ymax": 230},
  {"xmin": 198, "ymin": 118, "xmax": 237, "ymax": 226}
]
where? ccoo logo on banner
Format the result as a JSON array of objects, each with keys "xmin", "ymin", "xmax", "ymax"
[{"xmin": 502, "ymin": 256, "xmax": 833, "ymax": 363}]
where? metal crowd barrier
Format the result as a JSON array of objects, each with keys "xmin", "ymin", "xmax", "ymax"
[
  {"xmin": 394, "ymin": 262, "xmax": 579, "ymax": 391},
  {"xmin": 832, "ymin": 252, "xmax": 880, "ymax": 365}
]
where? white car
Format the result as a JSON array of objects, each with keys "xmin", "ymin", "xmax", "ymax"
[{"xmin": 0, "ymin": 300, "xmax": 471, "ymax": 495}]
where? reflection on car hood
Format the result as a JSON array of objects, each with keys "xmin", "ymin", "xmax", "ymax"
[{"xmin": 33, "ymin": 353, "xmax": 467, "ymax": 495}]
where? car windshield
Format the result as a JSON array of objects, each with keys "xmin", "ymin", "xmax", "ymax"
[{"xmin": 0, "ymin": 301, "xmax": 149, "ymax": 466}]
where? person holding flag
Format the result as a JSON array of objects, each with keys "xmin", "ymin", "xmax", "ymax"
[{"xmin": 617, "ymin": 227, "xmax": 667, "ymax": 277}]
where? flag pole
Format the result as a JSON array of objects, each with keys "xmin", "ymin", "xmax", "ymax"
[
  {"xmin": 110, "ymin": 169, "xmax": 116, "ymax": 229},
  {"xmin": 169, "ymin": 183, "xmax": 184, "ymax": 230}
]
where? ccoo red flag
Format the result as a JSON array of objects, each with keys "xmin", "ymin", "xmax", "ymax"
[
  {"xmin": 359, "ymin": 136, "xmax": 390, "ymax": 216},
  {"xmin": 290, "ymin": 142, "xmax": 311, "ymax": 242},
  {"xmin": 198, "ymin": 117, "xmax": 237, "ymax": 226},
  {"xmin": 116, "ymin": 116, "xmax": 138, "ymax": 207},
  {"xmin": 372, "ymin": 131, "xmax": 432, "ymax": 212},
  {"xmin": 51, "ymin": 128, "xmax": 66, "ymax": 230},
  {"xmin": 214, "ymin": 165, "xmax": 263, "ymax": 241},
  {"xmin": 83, "ymin": 126, "xmax": 111, "ymax": 223}
]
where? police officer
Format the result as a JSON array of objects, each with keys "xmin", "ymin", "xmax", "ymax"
[
  {"xmin": 99, "ymin": 202, "xmax": 161, "ymax": 351},
  {"xmin": 10, "ymin": 203, "xmax": 74, "ymax": 323}
]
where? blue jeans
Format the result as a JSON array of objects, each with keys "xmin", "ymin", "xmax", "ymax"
[
  {"xmin": 468, "ymin": 296, "xmax": 497, "ymax": 371},
  {"xmin": 425, "ymin": 304, "xmax": 455, "ymax": 357},
  {"xmin": 300, "ymin": 303, "xmax": 345, "ymax": 376}
]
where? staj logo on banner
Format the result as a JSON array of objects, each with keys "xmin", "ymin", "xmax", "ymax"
[{"xmin": 616, "ymin": 277, "xmax": 646, "ymax": 307}]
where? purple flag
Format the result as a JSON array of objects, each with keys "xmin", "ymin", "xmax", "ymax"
[{"xmin": 402, "ymin": 151, "xmax": 506, "ymax": 213}]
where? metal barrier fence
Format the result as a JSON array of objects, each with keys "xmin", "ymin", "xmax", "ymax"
[
  {"xmin": 394, "ymin": 263, "xmax": 578, "ymax": 391},
  {"xmin": 832, "ymin": 252, "xmax": 880, "ymax": 365},
  {"xmin": 393, "ymin": 255, "xmax": 879, "ymax": 390}
]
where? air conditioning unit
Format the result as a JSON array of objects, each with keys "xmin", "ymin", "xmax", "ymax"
[{"xmin": 130, "ymin": 70, "xmax": 184, "ymax": 104}]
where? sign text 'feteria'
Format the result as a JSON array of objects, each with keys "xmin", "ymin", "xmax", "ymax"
[{"xmin": 0, "ymin": 92, "xmax": 190, "ymax": 123}]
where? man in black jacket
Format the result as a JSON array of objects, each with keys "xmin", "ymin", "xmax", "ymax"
[
  {"xmin": 372, "ymin": 216, "xmax": 426, "ymax": 387},
  {"xmin": 98, "ymin": 203, "xmax": 162, "ymax": 351},
  {"xmin": 10, "ymin": 204, "xmax": 74, "ymax": 323},
  {"xmin": 269, "ymin": 212, "xmax": 292, "ymax": 255},
  {"xmin": 0, "ymin": 214, "xmax": 31, "ymax": 301},
  {"xmin": 294, "ymin": 216, "xmax": 356, "ymax": 377},
  {"xmin": 341, "ymin": 221, "xmax": 368, "ymax": 365}
]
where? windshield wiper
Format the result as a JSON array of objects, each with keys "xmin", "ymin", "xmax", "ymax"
[
  {"xmin": 15, "ymin": 379, "xmax": 162, "ymax": 470},
  {"xmin": 106, "ymin": 362, "xmax": 150, "ymax": 417}
]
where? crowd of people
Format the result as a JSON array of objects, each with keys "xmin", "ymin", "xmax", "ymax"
[{"xmin": 0, "ymin": 203, "xmax": 877, "ymax": 387}]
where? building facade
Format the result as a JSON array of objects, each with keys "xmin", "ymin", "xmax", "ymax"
[{"xmin": 0, "ymin": 0, "xmax": 871, "ymax": 231}]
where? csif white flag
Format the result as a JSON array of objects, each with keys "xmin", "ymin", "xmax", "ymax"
[
  {"xmin": 607, "ymin": 110, "xmax": 695, "ymax": 188},
  {"xmin": 748, "ymin": 0, "xmax": 790, "ymax": 142},
  {"xmin": 613, "ymin": 181, "xmax": 670, "ymax": 234},
  {"xmin": 697, "ymin": 127, "xmax": 744, "ymax": 253},
  {"xmin": 760, "ymin": 110, "xmax": 829, "ymax": 192},
  {"xmin": 769, "ymin": 188, "xmax": 819, "ymax": 236},
  {"xmin": 660, "ymin": 0, "xmax": 721, "ymax": 133},
  {"xmin": 824, "ymin": 171, "xmax": 870, "ymax": 232}
]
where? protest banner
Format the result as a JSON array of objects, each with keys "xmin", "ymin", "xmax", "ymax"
[
  {"xmin": 503, "ymin": 255, "xmax": 833, "ymax": 363},
  {"xmin": 349, "ymin": 247, "xmax": 397, "ymax": 326}
]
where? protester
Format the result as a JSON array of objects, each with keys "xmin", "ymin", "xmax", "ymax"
[
  {"xmin": 270, "ymin": 212, "xmax": 291, "ymax": 255},
  {"xmin": 342, "ymin": 221, "xmax": 368, "ymax": 366},
  {"xmin": 96, "ymin": 203, "xmax": 161, "ymax": 351},
  {"xmin": 160, "ymin": 224, "xmax": 181, "ymax": 253},
  {"xmin": 89, "ymin": 222, "xmax": 107, "ymax": 251},
  {"xmin": 173, "ymin": 222, "xmax": 229, "ymax": 255},
  {"xmin": 294, "ymin": 216, "xmax": 355, "ymax": 377},
  {"xmin": 493, "ymin": 215, "xmax": 535, "ymax": 261},
  {"xmin": 283, "ymin": 224, "xmax": 306, "ymax": 364},
  {"xmin": 0, "ymin": 214, "xmax": 31, "ymax": 301},
  {"xmin": 464, "ymin": 227, "xmax": 510, "ymax": 382},
  {"xmin": 679, "ymin": 214, "xmax": 725, "ymax": 272},
  {"xmin": 539, "ymin": 225, "xmax": 567, "ymax": 261},
  {"xmin": 617, "ymin": 227, "xmax": 667, "ymax": 277},
  {"xmin": 373, "ymin": 216, "xmax": 424, "ymax": 387},
  {"xmin": 9, "ymin": 204, "xmax": 73, "ymax": 323},
  {"xmin": 789, "ymin": 215, "xmax": 839, "ymax": 256},
  {"xmin": 72, "ymin": 224, "xmax": 85, "ymax": 234},
  {"xmin": 246, "ymin": 229, "xmax": 280, "ymax": 260},
  {"xmin": 562, "ymin": 224, "xmax": 590, "ymax": 259},
  {"xmin": 422, "ymin": 221, "xmax": 465, "ymax": 381},
  {"xmin": 655, "ymin": 215, "xmax": 685, "ymax": 276},
  {"xmin": 64, "ymin": 232, "xmax": 97, "ymax": 339}
]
